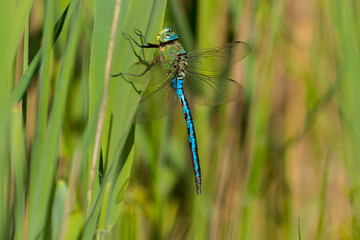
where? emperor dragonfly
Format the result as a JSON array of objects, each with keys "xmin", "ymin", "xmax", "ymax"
[{"xmin": 112, "ymin": 27, "xmax": 251, "ymax": 195}]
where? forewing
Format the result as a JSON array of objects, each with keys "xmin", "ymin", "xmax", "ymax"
[
  {"xmin": 183, "ymin": 70, "xmax": 244, "ymax": 106},
  {"xmin": 135, "ymin": 79, "xmax": 178, "ymax": 123},
  {"xmin": 186, "ymin": 41, "xmax": 251, "ymax": 73}
]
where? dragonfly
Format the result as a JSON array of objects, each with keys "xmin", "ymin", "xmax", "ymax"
[{"xmin": 112, "ymin": 27, "xmax": 251, "ymax": 195}]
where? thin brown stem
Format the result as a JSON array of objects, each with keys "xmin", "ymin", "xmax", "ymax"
[{"xmin": 87, "ymin": 0, "xmax": 122, "ymax": 215}]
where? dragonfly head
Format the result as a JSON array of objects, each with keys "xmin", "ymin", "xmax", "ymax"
[{"xmin": 157, "ymin": 27, "xmax": 178, "ymax": 44}]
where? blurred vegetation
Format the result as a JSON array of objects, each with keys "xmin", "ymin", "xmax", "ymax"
[{"xmin": 1, "ymin": 0, "xmax": 360, "ymax": 239}]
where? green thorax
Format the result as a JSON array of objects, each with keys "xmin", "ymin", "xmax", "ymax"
[{"xmin": 159, "ymin": 41, "xmax": 187, "ymax": 75}]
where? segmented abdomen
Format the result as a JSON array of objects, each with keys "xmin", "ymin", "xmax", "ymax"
[{"xmin": 170, "ymin": 76, "xmax": 202, "ymax": 195}]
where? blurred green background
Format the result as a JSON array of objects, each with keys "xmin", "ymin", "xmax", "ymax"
[{"xmin": 1, "ymin": 0, "xmax": 360, "ymax": 239}]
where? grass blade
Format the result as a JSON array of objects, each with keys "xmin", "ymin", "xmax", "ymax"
[
  {"xmin": 11, "ymin": 0, "xmax": 79, "ymax": 103},
  {"xmin": 27, "ymin": 3, "xmax": 82, "ymax": 239},
  {"xmin": 10, "ymin": 108, "xmax": 27, "ymax": 240},
  {"xmin": 82, "ymin": 0, "xmax": 167, "ymax": 237}
]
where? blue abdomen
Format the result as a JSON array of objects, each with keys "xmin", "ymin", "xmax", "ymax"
[{"xmin": 171, "ymin": 76, "xmax": 202, "ymax": 195}]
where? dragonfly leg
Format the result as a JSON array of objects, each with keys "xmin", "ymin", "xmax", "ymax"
[
  {"xmin": 122, "ymin": 32, "xmax": 147, "ymax": 48},
  {"xmin": 111, "ymin": 57, "xmax": 160, "ymax": 77},
  {"xmin": 127, "ymin": 81, "xmax": 142, "ymax": 95},
  {"xmin": 121, "ymin": 32, "xmax": 146, "ymax": 61},
  {"xmin": 111, "ymin": 71, "xmax": 143, "ymax": 95},
  {"xmin": 126, "ymin": 28, "xmax": 159, "ymax": 48},
  {"xmin": 133, "ymin": 29, "xmax": 157, "ymax": 46},
  {"xmin": 121, "ymin": 29, "xmax": 159, "ymax": 49}
]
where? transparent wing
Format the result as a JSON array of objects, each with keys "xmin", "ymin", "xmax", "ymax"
[
  {"xmin": 186, "ymin": 41, "xmax": 251, "ymax": 73},
  {"xmin": 183, "ymin": 70, "xmax": 244, "ymax": 106},
  {"xmin": 135, "ymin": 79, "xmax": 178, "ymax": 123}
]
